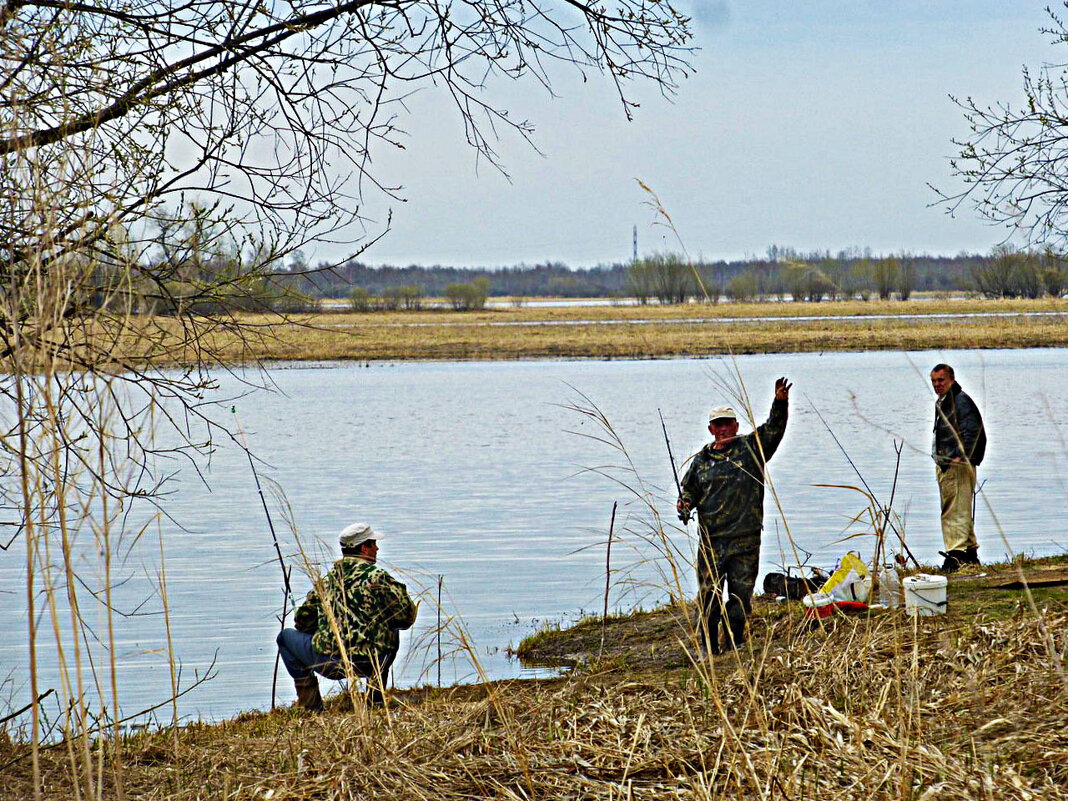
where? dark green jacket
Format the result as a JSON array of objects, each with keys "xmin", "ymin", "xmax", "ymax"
[
  {"xmin": 295, "ymin": 558, "xmax": 417, "ymax": 660},
  {"xmin": 679, "ymin": 398, "xmax": 788, "ymax": 542}
]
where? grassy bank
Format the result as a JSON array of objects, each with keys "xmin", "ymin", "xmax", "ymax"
[
  {"xmin": 5, "ymin": 557, "xmax": 1065, "ymax": 799},
  {"xmin": 113, "ymin": 297, "xmax": 1068, "ymax": 364}
]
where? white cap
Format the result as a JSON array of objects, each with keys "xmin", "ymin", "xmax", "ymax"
[
  {"xmin": 708, "ymin": 405, "xmax": 737, "ymax": 423},
  {"xmin": 339, "ymin": 522, "xmax": 383, "ymax": 548}
]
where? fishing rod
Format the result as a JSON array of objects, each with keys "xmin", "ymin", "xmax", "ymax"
[
  {"xmin": 806, "ymin": 397, "xmax": 921, "ymax": 569},
  {"xmin": 658, "ymin": 408, "xmax": 690, "ymax": 523},
  {"xmin": 231, "ymin": 406, "xmax": 293, "ymax": 708}
]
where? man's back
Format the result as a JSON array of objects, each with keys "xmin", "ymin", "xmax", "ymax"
[{"xmin": 309, "ymin": 557, "xmax": 417, "ymax": 658}]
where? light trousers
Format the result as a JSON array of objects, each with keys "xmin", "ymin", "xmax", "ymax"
[{"xmin": 937, "ymin": 462, "xmax": 977, "ymax": 551}]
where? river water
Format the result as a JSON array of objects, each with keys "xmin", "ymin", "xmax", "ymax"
[{"xmin": 1, "ymin": 348, "xmax": 1066, "ymax": 727}]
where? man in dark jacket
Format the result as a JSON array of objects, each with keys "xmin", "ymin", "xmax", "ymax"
[
  {"xmin": 276, "ymin": 522, "xmax": 418, "ymax": 710},
  {"xmin": 677, "ymin": 377, "xmax": 790, "ymax": 655},
  {"xmin": 931, "ymin": 364, "xmax": 987, "ymax": 572}
]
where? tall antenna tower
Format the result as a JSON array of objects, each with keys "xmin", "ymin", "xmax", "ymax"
[{"xmin": 632, "ymin": 225, "xmax": 638, "ymax": 263}]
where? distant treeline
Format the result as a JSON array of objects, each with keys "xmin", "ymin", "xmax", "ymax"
[
  {"xmin": 96, "ymin": 227, "xmax": 1067, "ymax": 317},
  {"xmin": 281, "ymin": 261, "xmax": 629, "ymax": 299},
  {"xmin": 87, "ymin": 204, "xmax": 1068, "ymax": 316},
  {"xmin": 276, "ymin": 246, "xmax": 1068, "ymax": 304}
]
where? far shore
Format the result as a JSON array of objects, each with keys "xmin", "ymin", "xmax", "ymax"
[{"xmin": 167, "ymin": 296, "xmax": 1068, "ymax": 364}]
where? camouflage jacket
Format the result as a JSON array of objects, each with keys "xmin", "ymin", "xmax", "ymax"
[
  {"xmin": 296, "ymin": 557, "xmax": 417, "ymax": 660},
  {"xmin": 679, "ymin": 397, "xmax": 788, "ymax": 542}
]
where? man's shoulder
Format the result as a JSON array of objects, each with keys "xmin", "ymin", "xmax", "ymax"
[
  {"xmin": 741, "ymin": 429, "xmax": 765, "ymax": 448},
  {"xmin": 955, "ymin": 385, "xmax": 981, "ymax": 410},
  {"xmin": 334, "ymin": 557, "xmax": 379, "ymax": 578},
  {"xmin": 355, "ymin": 560, "xmax": 403, "ymax": 584}
]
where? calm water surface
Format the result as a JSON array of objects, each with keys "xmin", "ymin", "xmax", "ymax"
[{"xmin": 2, "ymin": 349, "xmax": 1066, "ymax": 726}]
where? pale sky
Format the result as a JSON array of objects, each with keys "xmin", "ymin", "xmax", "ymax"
[{"xmin": 314, "ymin": 2, "xmax": 1052, "ymax": 268}]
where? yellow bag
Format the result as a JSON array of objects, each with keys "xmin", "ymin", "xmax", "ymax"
[{"xmin": 820, "ymin": 553, "xmax": 871, "ymax": 602}]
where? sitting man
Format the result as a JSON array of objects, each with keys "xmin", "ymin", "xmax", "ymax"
[{"xmin": 276, "ymin": 522, "xmax": 417, "ymax": 710}]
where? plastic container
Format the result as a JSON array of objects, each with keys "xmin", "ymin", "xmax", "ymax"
[
  {"xmin": 802, "ymin": 591, "xmax": 834, "ymax": 609},
  {"xmin": 903, "ymin": 574, "xmax": 948, "ymax": 616},
  {"xmin": 850, "ymin": 576, "xmax": 872, "ymax": 603},
  {"xmin": 878, "ymin": 566, "xmax": 901, "ymax": 608}
]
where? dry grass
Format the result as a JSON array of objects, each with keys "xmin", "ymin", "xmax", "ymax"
[
  {"xmin": 7, "ymin": 299, "xmax": 1066, "ymax": 799},
  {"xmin": 4, "ymin": 560, "xmax": 1066, "ymax": 800},
  {"xmin": 50, "ymin": 297, "xmax": 1068, "ymax": 365},
  {"xmin": 387, "ymin": 295, "xmax": 1065, "ymax": 323}
]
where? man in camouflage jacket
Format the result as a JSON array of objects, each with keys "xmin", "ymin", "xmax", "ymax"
[
  {"xmin": 677, "ymin": 378, "xmax": 790, "ymax": 654},
  {"xmin": 276, "ymin": 522, "xmax": 417, "ymax": 710}
]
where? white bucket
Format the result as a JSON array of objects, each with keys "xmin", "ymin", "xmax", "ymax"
[{"xmin": 903, "ymin": 574, "xmax": 948, "ymax": 616}]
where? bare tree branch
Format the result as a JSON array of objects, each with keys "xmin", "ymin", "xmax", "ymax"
[{"xmin": 936, "ymin": 4, "xmax": 1068, "ymax": 250}]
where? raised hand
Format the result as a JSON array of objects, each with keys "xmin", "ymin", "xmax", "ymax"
[{"xmin": 775, "ymin": 376, "xmax": 792, "ymax": 401}]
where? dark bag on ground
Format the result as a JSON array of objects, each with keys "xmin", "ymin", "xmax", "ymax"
[{"xmin": 763, "ymin": 571, "xmax": 822, "ymax": 600}]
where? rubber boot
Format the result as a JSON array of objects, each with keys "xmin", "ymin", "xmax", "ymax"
[
  {"xmin": 293, "ymin": 675, "xmax": 323, "ymax": 712},
  {"xmin": 365, "ymin": 682, "xmax": 386, "ymax": 709},
  {"xmin": 723, "ymin": 598, "xmax": 747, "ymax": 651},
  {"xmin": 964, "ymin": 546, "xmax": 981, "ymax": 566},
  {"xmin": 697, "ymin": 589, "xmax": 723, "ymax": 657},
  {"xmin": 701, "ymin": 608, "xmax": 722, "ymax": 657},
  {"xmin": 938, "ymin": 550, "xmax": 965, "ymax": 573}
]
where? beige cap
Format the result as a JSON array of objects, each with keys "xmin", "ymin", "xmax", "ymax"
[
  {"xmin": 708, "ymin": 405, "xmax": 737, "ymax": 423},
  {"xmin": 339, "ymin": 522, "xmax": 383, "ymax": 548}
]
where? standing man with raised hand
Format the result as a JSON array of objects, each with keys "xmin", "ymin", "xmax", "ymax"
[
  {"xmin": 676, "ymin": 377, "xmax": 791, "ymax": 655},
  {"xmin": 931, "ymin": 364, "xmax": 987, "ymax": 572}
]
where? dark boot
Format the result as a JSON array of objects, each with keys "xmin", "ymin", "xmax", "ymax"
[
  {"xmin": 365, "ymin": 684, "xmax": 386, "ymax": 709},
  {"xmin": 293, "ymin": 675, "xmax": 323, "ymax": 712},
  {"xmin": 938, "ymin": 550, "xmax": 965, "ymax": 573},
  {"xmin": 964, "ymin": 547, "xmax": 981, "ymax": 566},
  {"xmin": 723, "ymin": 598, "xmax": 747, "ymax": 651},
  {"xmin": 701, "ymin": 610, "xmax": 722, "ymax": 656},
  {"xmin": 697, "ymin": 593, "xmax": 723, "ymax": 657},
  {"xmin": 703, "ymin": 623, "xmax": 722, "ymax": 656}
]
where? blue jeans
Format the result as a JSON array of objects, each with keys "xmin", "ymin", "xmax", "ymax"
[{"xmin": 276, "ymin": 628, "xmax": 397, "ymax": 683}]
